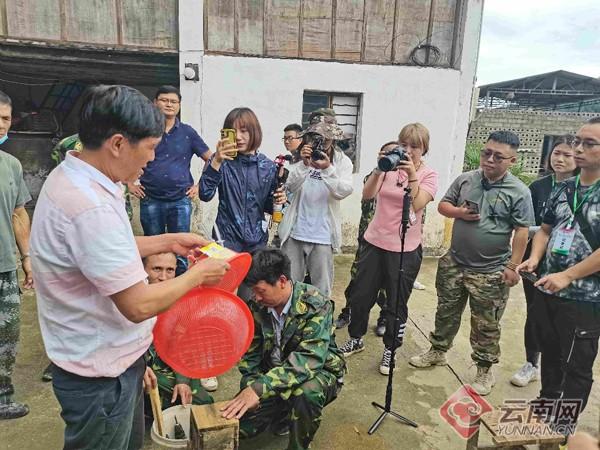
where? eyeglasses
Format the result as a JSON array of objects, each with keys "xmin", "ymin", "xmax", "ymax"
[
  {"xmin": 282, "ymin": 136, "xmax": 300, "ymax": 142},
  {"xmin": 480, "ymin": 149, "xmax": 513, "ymax": 163},
  {"xmin": 571, "ymin": 137, "xmax": 600, "ymax": 151},
  {"xmin": 157, "ymin": 98, "xmax": 180, "ymax": 105}
]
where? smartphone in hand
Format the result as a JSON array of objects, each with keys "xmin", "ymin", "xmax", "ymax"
[
  {"xmin": 463, "ymin": 200, "xmax": 480, "ymax": 214},
  {"xmin": 220, "ymin": 128, "xmax": 237, "ymax": 158},
  {"xmin": 519, "ymin": 270, "xmax": 538, "ymax": 283}
]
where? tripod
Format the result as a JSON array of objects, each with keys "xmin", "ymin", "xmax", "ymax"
[{"xmin": 368, "ymin": 186, "xmax": 418, "ymax": 434}]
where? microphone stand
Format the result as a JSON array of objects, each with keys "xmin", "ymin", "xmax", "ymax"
[{"xmin": 368, "ymin": 186, "xmax": 418, "ymax": 434}]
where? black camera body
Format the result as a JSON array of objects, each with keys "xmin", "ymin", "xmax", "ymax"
[
  {"xmin": 301, "ymin": 133, "xmax": 327, "ymax": 161},
  {"xmin": 378, "ymin": 146, "xmax": 408, "ymax": 172}
]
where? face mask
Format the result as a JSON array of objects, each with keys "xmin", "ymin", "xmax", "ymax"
[{"xmin": 0, "ymin": 134, "xmax": 7, "ymax": 145}]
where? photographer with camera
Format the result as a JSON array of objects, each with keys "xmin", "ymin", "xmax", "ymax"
[
  {"xmin": 339, "ymin": 123, "xmax": 438, "ymax": 376},
  {"xmin": 278, "ymin": 114, "xmax": 353, "ymax": 297}
]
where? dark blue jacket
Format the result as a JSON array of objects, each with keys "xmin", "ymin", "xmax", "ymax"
[{"xmin": 200, "ymin": 153, "xmax": 277, "ymax": 253}]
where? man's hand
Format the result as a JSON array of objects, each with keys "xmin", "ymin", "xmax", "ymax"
[
  {"xmin": 535, "ymin": 271, "xmax": 574, "ymax": 294},
  {"xmin": 169, "ymin": 233, "xmax": 212, "ymax": 258},
  {"xmin": 128, "ymin": 182, "xmax": 146, "ymax": 199},
  {"xmin": 273, "ymin": 187, "xmax": 287, "ymax": 205},
  {"xmin": 188, "ymin": 258, "xmax": 230, "ymax": 286},
  {"xmin": 143, "ymin": 367, "xmax": 158, "ymax": 391},
  {"xmin": 516, "ymin": 258, "xmax": 539, "ymax": 275},
  {"xmin": 172, "ymin": 383, "xmax": 193, "ymax": 406},
  {"xmin": 186, "ymin": 184, "xmax": 199, "ymax": 199},
  {"xmin": 502, "ymin": 268, "xmax": 520, "ymax": 287},
  {"xmin": 220, "ymin": 386, "xmax": 260, "ymax": 420},
  {"xmin": 455, "ymin": 204, "xmax": 481, "ymax": 221},
  {"xmin": 22, "ymin": 256, "xmax": 33, "ymax": 289},
  {"xmin": 311, "ymin": 151, "xmax": 331, "ymax": 170}
]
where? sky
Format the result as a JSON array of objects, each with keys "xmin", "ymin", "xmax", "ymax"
[{"xmin": 476, "ymin": 0, "xmax": 600, "ymax": 86}]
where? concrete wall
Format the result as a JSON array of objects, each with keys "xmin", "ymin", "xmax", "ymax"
[
  {"xmin": 178, "ymin": 0, "xmax": 484, "ymax": 254},
  {"xmin": 468, "ymin": 109, "xmax": 598, "ymax": 173}
]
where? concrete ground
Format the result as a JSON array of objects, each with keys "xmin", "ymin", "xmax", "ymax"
[{"xmin": 2, "ymin": 255, "xmax": 599, "ymax": 450}]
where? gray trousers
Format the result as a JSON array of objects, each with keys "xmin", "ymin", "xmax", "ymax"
[{"xmin": 282, "ymin": 237, "xmax": 333, "ymax": 297}]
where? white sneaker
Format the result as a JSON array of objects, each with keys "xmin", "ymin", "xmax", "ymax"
[
  {"xmin": 510, "ymin": 362, "xmax": 540, "ymax": 387},
  {"xmin": 413, "ymin": 281, "xmax": 426, "ymax": 290},
  {"xmin": 471, "ymin": 366, "xmax": 496, "ymax": 396},
  {"xmin": 201, "ymin": 377, "xmax": 218, "ymax": 392},
  {"xmin": 379, "ymin": 347, "xmax": 396, "ymax": 375}
]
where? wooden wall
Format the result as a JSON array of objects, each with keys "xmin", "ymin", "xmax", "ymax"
[
  {"xmin": 0, "ymin": 0, "xmax": 178, "ymax": 49},
  {"xmin": 205, "ymin": 0, "xmax": 462, "ymax": 67}
]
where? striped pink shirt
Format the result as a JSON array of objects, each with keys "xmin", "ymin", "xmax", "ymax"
[{"xmin": 31, "ymin": 152, "xmax": 153, "ymax": 377}]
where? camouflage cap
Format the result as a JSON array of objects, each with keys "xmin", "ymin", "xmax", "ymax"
[
  {"xmin": 308, "ymin": 108, "xmax": 337, "ymax": 124},
  {"xmin": 301, "ymin": 114, "xmax": 344, "ymax": 140}
]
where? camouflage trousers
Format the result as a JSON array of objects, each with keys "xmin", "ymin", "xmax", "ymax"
[
  {"xmin": 240, "ymin": 371, "xmax": 340, "ymax": 450},
  {"xmin": 0, "ymin": 271, "xmax": 20, "ymax": 403},
  {"xmin": 429, "ymin": 253, "xmax": 509, "ymax": 367}
]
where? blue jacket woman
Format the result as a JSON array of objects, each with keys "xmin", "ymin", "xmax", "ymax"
[{"xmin": 200, "ymin": 107, "xmax": 284, "ymax": 253}]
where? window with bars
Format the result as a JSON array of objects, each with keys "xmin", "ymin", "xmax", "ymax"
[
  {"xmin": 204, "ymin": 0, "xmax": 464, "ymax": 68},
  {"xmin": 302, "ymin": 90, "xmax": 361, "ymax": 172}
]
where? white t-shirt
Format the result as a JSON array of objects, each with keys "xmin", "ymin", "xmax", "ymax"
[{"xmin": 290, "ymin": 168, "xmax": 331, "ymax": 245}]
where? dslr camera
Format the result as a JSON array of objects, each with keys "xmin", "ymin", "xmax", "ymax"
[
  {"xmin": 378, "ymin": 145, "xmax": 408, "ymax": 172},
  {"xmin": 301, "ymin": 132, "xmax": 326, "ymax": 161}
]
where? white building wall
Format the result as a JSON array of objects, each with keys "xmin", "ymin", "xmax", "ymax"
[{"xmin": 178, "ymin": 0, "xmax": 484, "ymax": 253}]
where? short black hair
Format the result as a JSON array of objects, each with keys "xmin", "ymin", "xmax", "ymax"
[
  {"xmin": 78, "ymin": 85, "xmax": 164, "ymax": 150},
  {"xmin": 0, "ymin": 90, "xmax": 12, "ymax": 107},
  {"xmin": 244, "ymin": 249, "xmax": 292, "ymax": 286},
  {"xmin": 155, "ymin": 85, "xmax": 181, "ymax": 101},
  {"xmin": 487, "ymin": 130, "xmax": 520, "ymax": 150},
  {"xmin": 587, "ymin": 117, "xmax": 600, "ymax": 125},
  {"xmin": 284, "ymin": 123, "xmax": 303, "ymax": 134}
]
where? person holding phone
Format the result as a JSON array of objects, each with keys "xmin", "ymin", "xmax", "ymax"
[
  {"xmin": 409, "ymin": 130, "xmax": 534, "ymax": 396},
  {"xmin": 510, "ymin": 135, "xmax": 578, "ymax": 388},
  {"xmin": 200, "ymin": 107, "xmax": 286, "ymax": 254}
]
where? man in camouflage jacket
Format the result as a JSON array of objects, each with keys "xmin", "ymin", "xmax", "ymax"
[{"xmin": 221, "ymin": 249, "xmax": 345, "ymax": 450}]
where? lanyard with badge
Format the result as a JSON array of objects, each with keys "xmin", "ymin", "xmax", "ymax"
[{"xmin": 552, "ymin": 175, "xmax": 600, "ymax": 255}]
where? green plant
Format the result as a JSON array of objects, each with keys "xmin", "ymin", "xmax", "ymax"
[{"xmin": 463, "ymin": 141, "xmax": 537, "ymax": 186}]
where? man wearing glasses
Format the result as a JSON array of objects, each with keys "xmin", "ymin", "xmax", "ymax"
[
  {"xmin": 128, "ymin": 86, "xmax": 212, "ymax": 275},
  {"xmin": 283, "ymin": 123, "xmax": 303, "ymax": 161},
  {"xmin": 518, "ymin": 117, "xmax": 600, "ymax": 432},
  {"xmin": 410, "ymin": 130, "xmax": 534, "ymax": 396}
]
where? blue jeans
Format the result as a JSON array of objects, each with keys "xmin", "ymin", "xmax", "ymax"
[
  {"xmin": 52, "ymin": 357, "xmax": 146, "ymax": 450},
  {"xmin": 140, "ymin": 196, "xmax": 192, "ymax": 275}
]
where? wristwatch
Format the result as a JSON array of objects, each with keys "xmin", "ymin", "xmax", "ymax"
[{"xmin": 20, "ymin": 253, "xmax": 30, "ymax": 261}]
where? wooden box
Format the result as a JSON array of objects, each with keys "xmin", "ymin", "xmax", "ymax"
[{"xmin": 189, "ymin": 402, "xmax": 239, "ymax": 450}]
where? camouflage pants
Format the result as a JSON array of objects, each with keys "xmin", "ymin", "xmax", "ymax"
[
  {"xmin": 0, "ymin": 271, "xmax": 20, "ymax": 403},
  {"xmin": 240, "ymin": 371, "xmax": 340, "ymax": 450},
  {"xmin": 429, "ymin": 253, "xmax": 509, "ymax": 367}
]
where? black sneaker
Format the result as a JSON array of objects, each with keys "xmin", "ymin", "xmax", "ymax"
[
  {"xmin": 0, "ymin": 402, "xmax": 29, "ymax": 420},
  {"xmin": 379, "ymin": 347, "xmax": 395, "ymax": 375},
  {"xmin": 375, "ymin": 318, "xmax": 386, "ymax": 337},
  {"xmin": 335, "ymin": 313, "xmax": 350, "ymax": 329},
  {"xmin": 41, "ymin": 364, "xmax": 53, "ymax": 382},
  {"xmin": 339, "ymin": 337, "xmax": 365, "ymax": 357}
]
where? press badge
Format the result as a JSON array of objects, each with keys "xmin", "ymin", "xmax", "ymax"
[
  {"xmin": 409, "ymin": 209, "xmax": 417, "ymax": 225},
  {"xmin": 551, "ymin": 226, "xmax": 576, "ymax": 255}
]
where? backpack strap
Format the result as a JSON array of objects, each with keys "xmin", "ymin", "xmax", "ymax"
[{"xmin": 565, "ymin": 182, "xmax": 600, "ymax": 252}]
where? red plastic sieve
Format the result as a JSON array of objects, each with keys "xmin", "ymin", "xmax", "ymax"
[
  {"xmin": 188, "ymin": 243, "xmax": 252, "ymax": 292},
  {"xmin": 153, "ymin": 287, "xmax": 254, "ymax": 379}
]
